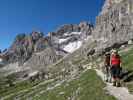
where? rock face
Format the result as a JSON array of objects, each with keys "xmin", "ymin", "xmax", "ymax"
[
  {"xmin": 24, "ymin": 47, "xmax": 61, "ymax": 70},
  {"xmin": 5, "ymin": 32, "xmax": 50, "ymax": 65},
  {"xmin": 0, "ymin": 21, "xmax": 93, "ymax": 77},
  {"xmin": 24, "ymin": 22, "xmax": 93, "ymax": 71},
  {"xmin": 49, "ymin": 22, "xmax": 93, "ymax": 53},
  {"xmin": 93, "ymin": 0, "xmax": 133, "ymax": 51},
  {"xmin": 101, "ymin": 0, "xmax": 124, "ymax": 15}
]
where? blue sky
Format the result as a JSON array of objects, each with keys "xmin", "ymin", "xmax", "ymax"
[{"xmin": 0, "ymin": 0, "xmax": 104, "ymax": 50}]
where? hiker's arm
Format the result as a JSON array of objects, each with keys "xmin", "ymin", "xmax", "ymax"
[
  {"xmin": 120, "ymin": 55, "xmax": 122, "ymax": 67},
  {"xmin": 120, "ymin": 57, "xmax": 122, "ymax": 68},
  {"xmin": 120, "ymin": 60, "xmax": 122, "ymax": 68}
]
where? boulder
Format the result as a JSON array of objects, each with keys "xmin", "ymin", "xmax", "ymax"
[{"xmin": 128, "ymin": 40, "xmax": 133, "ymax": 45}]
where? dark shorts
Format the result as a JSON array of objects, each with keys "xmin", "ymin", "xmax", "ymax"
[{"xmin": 111, "ymin": 65, "xmax": 121, "ymax": 79}]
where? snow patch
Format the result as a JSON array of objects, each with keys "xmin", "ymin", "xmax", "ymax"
[
  {"xmin": 64, "ymin": 32, "xmax": 69, "ymax": 36},
  {"xmin": 59, "ymin": 38, "xmax": 69, "ymax": 43},
  {"xmin": 64, "ymin": 32, "xmax": 82, "ymax": 36},
  {"xmin": 63, "ymin": 41, "xmax": 82, "ymax": 53},
  {"xmin": 71, "ymin": 32, "xmax": 82, "ymax": 35}
]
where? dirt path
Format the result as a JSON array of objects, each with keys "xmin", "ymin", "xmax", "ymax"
[{"xmin": 95, "ymin": 69, "xmax": 133, "ymax": 100}]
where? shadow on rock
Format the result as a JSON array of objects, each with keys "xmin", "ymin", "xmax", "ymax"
[{"xmin": 120, "ymin": 69, "xmax": 133, "ymax": 82}]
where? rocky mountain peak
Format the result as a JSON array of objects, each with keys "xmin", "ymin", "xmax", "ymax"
[
  {"xmin": 51, "ymin": 22, "xmax": 93, "ymax": 37},
  {"xmin": 101, "ymin": 0, "xmax": 125, "ymax": 14},
  {"xmin": 1, "ymin": 21, "xmax": 93, "ymax": 71},
  {"xmin": 31, "ymin": 31, "xmax": 44, "ymax": 42},
  {"xmin": 5, "ymin": 31, "xmax": 49, "ymax": 65},
  {"xmin": 48, "ymin": 22, "xmax": 93, "ymax": 53}
]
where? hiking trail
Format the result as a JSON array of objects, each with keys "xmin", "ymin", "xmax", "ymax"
[{"xmin": 95, "ymin": 69, "xmax": 133, "ymax": 100}]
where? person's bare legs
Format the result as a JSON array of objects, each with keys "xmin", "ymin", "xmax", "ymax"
[
  {"xmin": 116, "ymin": 78, "xmax": 121, "ymax": 87},
  {"xmin": 113, "ymin": 77, "xmax": 117, "ymax": 86}
]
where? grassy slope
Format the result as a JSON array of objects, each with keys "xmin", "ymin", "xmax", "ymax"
[
  {"xmin": 119, "ymin": 47, "xmax": 133, "ymax": 93},
  {"xmin": 0, "ymin": 41, "xmax": 115, "ymax": 100},
  {"xmin": 120, "ymin": 47, "xmax": 133, "ymax": 71},
  {"xmin": 32, "ymin": 70, "xmax": 115, "ymax": 100},
  {"xmin": 1, "ymin": 45, "xmax": 133, "ymax": 99},
  {"xmin": 0, "ymin": 70, "xmax": 116, "ymax": 100}
]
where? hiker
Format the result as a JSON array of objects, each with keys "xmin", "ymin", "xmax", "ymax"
[
  {"xmin": 104, "ymin": 52, "xmax": 111, "ymax": 82},
  {"xmin": 110, "ymin": 49, "xmax": 122, "ymax": 87}
]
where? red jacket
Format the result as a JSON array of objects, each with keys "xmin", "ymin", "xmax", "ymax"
[{"xmin": 111, "ymin": 55, "xmax": 121, "ymax": 66}]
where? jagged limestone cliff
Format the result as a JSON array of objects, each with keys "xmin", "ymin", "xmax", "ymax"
[{"xmin": 93, "ymin": 0, "xmax": 133, "ymax": 52}]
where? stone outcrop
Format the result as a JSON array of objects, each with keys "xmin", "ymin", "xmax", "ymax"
[
  {"xmin": 3, "ymin": 21, "xmax": 93, "ymax": 66},
  {"xmin": 24, "ymin": 47, "xmax": 61, "ymax": 70},
  {"xmin": 5, "ymin": 32, "xmax": 47, "ymax": 65},
  {"xmin": 0, "ymin": 21, "xmax": 93, "ymax": 78},
  {"xmin": 49, "ymin": 22, "xmax": 93, "ymax": 53},
  {"xmin": 93, "ymin": 0, "xmax": 133, "ymax": 52}
]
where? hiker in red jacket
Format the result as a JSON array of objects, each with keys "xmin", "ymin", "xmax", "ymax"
[{"xmin": 110, "ymin": 50, "xmax": 122, "ymax": 87}]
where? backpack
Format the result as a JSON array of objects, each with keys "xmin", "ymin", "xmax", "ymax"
[{"xmin": 105, "ymin": 54, "xmax": 110, "ymax": 66}]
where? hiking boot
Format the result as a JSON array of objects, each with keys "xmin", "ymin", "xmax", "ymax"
[
  {"xmin": 113, "ymin": 81, "xmax": 116, "ymax": 86},
  {"xmin": 116, "ymin": 81, "xmax": 121, "ymax": 87}
]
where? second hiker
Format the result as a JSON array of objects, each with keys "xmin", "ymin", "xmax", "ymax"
[{"xmin": 104, "ymin": 52, "xmax": 111, "ymax": 82}]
